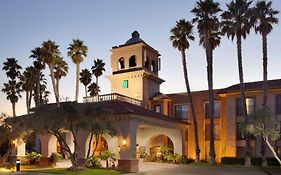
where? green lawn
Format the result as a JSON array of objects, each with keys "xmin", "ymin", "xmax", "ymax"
[{"xmin": 26, "ymin": 168, "xmax": 127, "ymax": 175}]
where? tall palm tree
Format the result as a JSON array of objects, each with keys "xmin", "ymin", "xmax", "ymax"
[
  {"xmin": 67, "ymin": 39, "xmax": 88, "ymax": 102},
  {"xmin": 20, "ymin": 66, "xmax": 36, "ymax": 114},
  {"xmin": 80, "ymin": 69, "xmax": 92, "ymax": 97},
  {"xmin": 41, "ymin": 40, "xmax": 61, "ymax": 108},
  {"xmin": 253, "ymin": 0, "xmax": 279, "ymax": 166},
  {"xmin": 30, "ymin": 47, "xmax": 45, "ymax": 107},
  {"xmin": 2, "ymin": 58, "xmax": 22, "ymax": 117},
  {"xmin": 170, "ymin": 19, "xmax": 201, "ymax": 162},
  {"xmin": 191, "ymin": 0, "xmax": 221, "ymax": 164},
  {"xmin": 221, "ymin": 0, "xmax": 255, "ymax": 166},
  {"xmin": 91, "ymin": 59, "xmax": 105, "ymax": 96},
  {"xmin": 54, "ymin": 57, "xmax": 69, "ymax": 100}
]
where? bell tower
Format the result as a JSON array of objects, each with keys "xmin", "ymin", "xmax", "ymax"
[{"xmin": 107, "ymin": 31, "xmax": 165, "ymax": 106}]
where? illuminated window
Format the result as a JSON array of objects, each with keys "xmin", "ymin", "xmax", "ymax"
[
  {"xmin": 154, "ymin": 105, "xmax": 161, "ymax": 113},
  {"xmin": 122, "ymin": 80, "xmax": 128, "ymax": 88},
  {"xmin": 236, "ymin": 97, "xmax": 255, "ymax": 116},
  {"xmin": 205, "ymin": 102, "xmax": 220, "ymax": 118},
  {"xmin": 175, "ymin": 104, "xmax": 188, "ymax": 120}
]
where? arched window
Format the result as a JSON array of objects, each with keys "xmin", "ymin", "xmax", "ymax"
[
  {"xmin": 145, "ymin": 57, "xmax": 149, "ymax": 69},
  {"xmin": 151, "ymin": 60, "xmax": 157, "ymax": 73},
  {"xmin": 129, "ymin": 55, "xmax": 137, "ymax": 67},
  {"xmin": 118, "ymin": 57, "xmax": 125, "ymax": 70}
]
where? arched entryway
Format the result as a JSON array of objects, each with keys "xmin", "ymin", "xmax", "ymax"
[
  {"xmin": 148, "ymin": 135, "xmax": 174, "ymax": 157},
  {"xmin": 25, "ymin": 132, "xmax": 41, "ymax": 154},
  {"xmin": 92, "ymin": 136, "xmax": 108, "ymax": 156}
]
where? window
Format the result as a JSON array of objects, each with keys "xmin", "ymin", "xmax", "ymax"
[
  {"xmin": 122, "ymin": 80, "xmax": 128, "ymax": 88},
  {"xmin": 276, "ymin": 95, "xmax": 281, "ymax": 114},
  {"xmin": 151, "ymin": 60, "xmax": 157, "ymax": 73},
  {"xmin": 236, "ymin": 97, "xmax": 255, "ymax": 116},
  {"xmin": 205, "ymin": 124, "xmax": 220, "ymax": 140},
  {"xmin": 154, "ymin": 105, "xmax": 161, "ymax": 113},
  {"xmin": 236, "ymin": 123, "xmax": 255, "ymax": 140},
  {"xmin": 145, "ymin": 57, "xmax": 149, "ymax": 69},
  {"xmin": 118, "ymin": 57, "xmax": 125, "ymax": 70},
  {"xmin": 174, "ymin": 104, "xmax": 188, "ymax": 120},
  {"xmin": 205, "ymin": 102, "xmax": 220, "ymax": 118},
  {"xmin": 129, "ymin": 55, "xmax": 136, "ymax": 67}
]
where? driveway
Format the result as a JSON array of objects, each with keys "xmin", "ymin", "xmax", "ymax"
[{"xmin": 139, "ymin": 161, "xmax": 281, "ymax": 175}]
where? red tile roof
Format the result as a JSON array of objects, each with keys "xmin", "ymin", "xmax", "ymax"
[{"xmin": 217, "ymin": 79, "xmax": 281, "ymax": 94}]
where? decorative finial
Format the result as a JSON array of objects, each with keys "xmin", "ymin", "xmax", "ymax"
[{"xmin": 132, "ymin": 31, "xmax": 140, "ymax": 38}]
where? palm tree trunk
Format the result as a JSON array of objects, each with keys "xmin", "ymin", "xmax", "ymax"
[
  {"xmin": 96, "ymin": 76, "xmax": 99, "ymax": 96},
  {"xmin": 75, "ymin": 64, "xmax": 80, "ymax": 102},
  {"xmin": 49, "ymin": 64, "xmax": 60, "ymax": 108},
  {"xmin": 35, "ymin": 69, "xmax": 41, "ymax": 107},
  {"xmin": 12, "ymin": 102, "xmax": 16, "ymax": 117},
  {"xmin": 261, "ymin": 33, "xmax": 268, "ymax": 167},
  {"xmin": 28, "ymin": 90, "xmax": 32, "ymax": 114},
  {"xmin": 26, "ymin": 91, "xmax": 29, "ymax": 114},
  {"xmin": 207, "ymin": 47, "xmax": 215, "ymax": 165},
  {"xmin": 56, "ymin": 78, "xmax": 60, "ymax": 101},
  {"xmin": 85, "ymin": 85, "xmax": 88, "ymax": 98},
  {"xmin": 236, "ymin": 34, "xmax": 251, "ymax": 166},
  {"xmin": 181, "ymin": 50, "xmax": 200, "ymax": 162}
]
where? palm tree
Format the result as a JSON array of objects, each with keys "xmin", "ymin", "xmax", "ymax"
[
  {"xmin": 221, "ymin": 0, "xmax": 255, "ymax": 166},
  {"xmin": 67, "ymin": 39, "xmax": 88, "ymax": 102},
  {"xmin": 253, "ymin": 0, "xmax": 279, "ymax": 166},
  {"xmin": 88, "ymin": 82, "xmax": 100, "ymax": 97},
  {"xmin": 30, "ymin": 47, "xmax": 45, "ymax": 107},
  {"xmin": 20, "ymin": 66, "xmax": 36, "ymax": 114},
  {"xmin": 91, "ymin": 59, "xmax": 105, "ymax": 96},
  {"xmin": 80, "ymin": 69, "xmax": 92, "ymax": 97},
  {"xmin": 2, "ymin": 58, "xmax": 22, "ymax": 117},
  {"xmin": 41, "ymin": 40, "xmax": 61, "ymax": 108},
  {"xmin": 191, "ymin": 0, "xmax": 221, "ymax": 164},
  {"xmin": 54, "ymin": 57, "xmax": 69, "ymax": 100},
  {"xmin": 170, "ymin": 19, "xmax": 201, "ymax": 162}
]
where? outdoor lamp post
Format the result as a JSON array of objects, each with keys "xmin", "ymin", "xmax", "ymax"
[{"xmin": 16, "ymin": 159, "xmax": 20, "ymax": 172}]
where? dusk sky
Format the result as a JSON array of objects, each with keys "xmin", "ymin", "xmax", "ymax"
[{"xmin": 1, "ymin": 0, "xmax": 281, "ymax": 116}]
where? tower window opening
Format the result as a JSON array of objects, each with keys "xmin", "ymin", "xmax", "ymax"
[
  {"xmin": 151, "ymin": 60, "xmax": 157, "ymax": 73},
  {"xmin": 145, "ymin": 57, "xmax": 149, "ymax": 69},
  {"xmin": 129, "ymin": 55, "xmax": 137, "ymax": 67},
  {"xmin": 118, "ymin": 57, "xmax": 125, "ymax": 70}
]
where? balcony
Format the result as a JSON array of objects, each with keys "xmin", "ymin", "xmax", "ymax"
[{"xmin": 83, "ymin": 93, "xmax": 143, "ymax": 106}]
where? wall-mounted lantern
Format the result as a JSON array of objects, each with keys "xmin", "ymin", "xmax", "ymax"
[{"xmin": 122, "ymin": 139, "xmax": 127, "ymax": 146}]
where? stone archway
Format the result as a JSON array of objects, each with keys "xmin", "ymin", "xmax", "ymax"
[
  {"xmin": 25, "ymin": 132, "xmax": 41, "ymax": 154},
  {"xmin": 148, "ymin": 135, "xmax": 174, "ymax": 157}
]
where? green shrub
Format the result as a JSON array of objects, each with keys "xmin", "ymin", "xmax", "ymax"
[
  {"xmin": 221, "ymin": 157, "xmax": 245, "ymax": 165},
  {"xmin": 251, "ymin": 157, "xmax": 262, "ymax": 166},
  {"xmin": 267, "ymin": 157, "xmax": 280, "ymax": 166},
  {"xmin": 85, "ymin": 156, "xmax": 102, "ymax": 168},
  {"xmin": 100, "ymin": 151, "xmax": 115, "ymax": 160},
  {"xmin": 25, "ymin": 152, "xmax": 41, "ymax": 164},
  {"xmin": 1, "ymin": 162, "xmax": 15, "ymax": 170},
  {"xmin": 139, "ymin": 151, "xmax": 147, "ymax": 159},
  {"xmin": 49, "ymin": 152, "xmax": 63, "ymax": 163},
  {"xmin": 180, "ymin": 156, "xmax": 195, "ymax": 164}
]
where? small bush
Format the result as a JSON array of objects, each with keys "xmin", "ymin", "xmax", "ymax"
[
  {"xmin": 139, "ymin": 152, "xmax": 147, "ymax": 159},
  {"xmin": 180, "ymin": 156, "xmax": 195, "ymax": 164},
  {"xmin": 49, "ymin": 152, "xmax": 63, "ymax": 163},
  {"xmin": 1, "ymin": 162, "xmax": 15, "ymax": 170},
  {"xmin": 267, "ymin": 157, "xmax": 280, "ymax": 166},
  {"xmin": 24, "ymin": 152, "xmax": 41, "ymax": 164},
  {"xmin": 85, "ymin": 156, "xmax": 101, "ymax": 168},
  {"xmin": 221, "ymin": 157, "xmax": 245, "ymax": 165},
  {"xmin": 251, "ymin": 157, "xmax": 262, "ymax": 166}
]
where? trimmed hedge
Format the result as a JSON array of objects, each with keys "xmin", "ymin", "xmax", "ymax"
[{"xmin": 221, "ymin": 157, "xmax": 280, "ymax": 166}]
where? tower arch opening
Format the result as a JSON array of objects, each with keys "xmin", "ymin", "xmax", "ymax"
[
  {"xmin": 129, "ymin": 55, "xmax": 137, "ymax": 67},
  {"xmin": 118, "ymin": 57, "xmax": 125, "ymax": 70}
]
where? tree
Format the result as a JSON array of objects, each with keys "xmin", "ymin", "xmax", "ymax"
[
  {"xmin": 221, "ymin": 0, "xmax": 255, "ymax": 166},
  {"xmin": 170, "ymin": 19, "xmax": 201, "ymax": 162},
  {"xmin": 16, "ymin": 102, "xmax": 116, "ymax": 170},
  {"xmin": 88, "ymin": 82, "xmax": 100, "ymax": 97},
  {"xmin": 67, "ymin": 39, "xmax": 88, "ymax": 102},
  {"xmin": 246, "ymin": 107, "xmax": 281, "ymax": 165},
  {"xmin": 2, "ymin": 58, "xmax": 22, "ymax": 117},
  {"xmin": 80, "ymin": 69, "xmax": 92, "ymax": 98},
  {"xmin": 253, "ymin": 0, "xmax": 279, "ymax": 166},
  {"xmin": 91, "ymin": 59, "xmax": 105, "ymax": 96},
  {"xmin": 54, "ymin": 57, "xmax": 69, "ymax": 100},
  {"xmin": 191, "ymin": 0, "xmax": 221, "ymax": 164},
  {"xmin": 41, "ymin": 40, "xmax": 61, "ymax": 108},
  {"xmin": 20, "ymin": 66, "xmax": 36, "ymax": 114},
  {"xmin": 30, "ymin": 47, "xmax": 45, "ymax": 107}
]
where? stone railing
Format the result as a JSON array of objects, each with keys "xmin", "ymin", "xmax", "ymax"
[{"xmin": 83, "ymin": 93, "xmax": 143, "ymax": 106}]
